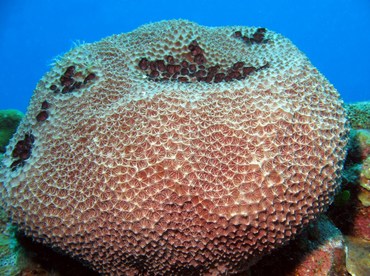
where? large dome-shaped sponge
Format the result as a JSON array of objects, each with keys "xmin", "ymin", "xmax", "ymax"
[{"xmin": 0, "ymin": 20, "xmax": 349, "ymax": 274}]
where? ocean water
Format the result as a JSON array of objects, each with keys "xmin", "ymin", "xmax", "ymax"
[{"xmin": 0, "ymin": 0, "xmax": 369, "ymax": 113}]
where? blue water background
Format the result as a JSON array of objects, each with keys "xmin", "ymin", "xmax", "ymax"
[{"xmin": 1, "ymin": 0, "xmax": 369, "ymax": 113}]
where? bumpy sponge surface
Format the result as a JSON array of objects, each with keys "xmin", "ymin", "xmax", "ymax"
[{"xmin": 0, "ymin": 20, "xmax": 348, "ymax": 275}]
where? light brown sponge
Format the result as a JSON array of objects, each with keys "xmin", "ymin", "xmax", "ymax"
[{"xmin": 0, "ymin": 20, "xmax": 349, "ymax": 275}]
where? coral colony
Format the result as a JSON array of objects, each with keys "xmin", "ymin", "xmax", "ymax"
[{"xmin": 0, "ymin": 20, "xmax": 348, "ymax": 275}]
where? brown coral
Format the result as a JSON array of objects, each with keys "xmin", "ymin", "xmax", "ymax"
[{"xmin": 0, "ymin": 20, "xmax": 348, "ymax": 275}]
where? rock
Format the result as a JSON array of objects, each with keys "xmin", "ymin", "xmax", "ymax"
[
  {"xmin": 0, "ymin": 109, "xmax": 23, "ymax": 154},
  {"xmin": 0, "ymin": 207, "xmax": 29, "ymax": 276},
  {"xmin": 249, "ymin": 215, "xmax": 347, "ymax": 276},
  {"xmin": 345, "ymin": 236, "xmax": 370, "ymax": 276},
  {"xmin": 345, "ymin": 102, "xmax": 370, "ymax": 130}
]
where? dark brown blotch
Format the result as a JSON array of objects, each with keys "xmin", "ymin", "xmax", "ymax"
[
  {"xmin": 242, "ymin": 66, "xmax": 256, "ymax": 76},
  {"xmin": 41, "ymin": 100, "xmax": 50, "ymax": 110},
  {"xmin": 36, "ymin": 111, "xmax": 49, "ymax": 122},
  {"xmin": 139, "ymin": 58, "xmax": 149, "ymax": 70},
  {"xmin": 64, "ymin": 66, "xmax": 75, "ymax": 77},
  {"xmin": 233, "ymin": 31, "xmax": 242, "ymax": 38},
  {"xmin": 84, "ymin": 73, "xmax": 96, "ymax": 84}
]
